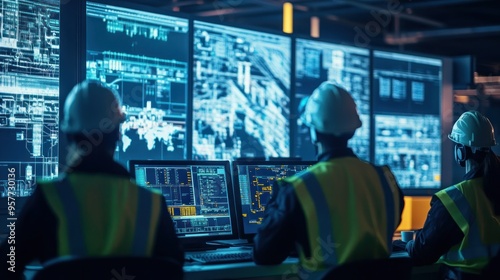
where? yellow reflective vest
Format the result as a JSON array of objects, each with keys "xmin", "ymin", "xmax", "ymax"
[
  {"xmin": 38, "ymin": 173, "xmax": 162, "ymax": 256},
  {"xmin": 435, "ymin": 178, "xmax": 500, "ymax": 275},
  {"xmin": 284, "ymin": 157, "xmax": 402, "ymax": 272}
]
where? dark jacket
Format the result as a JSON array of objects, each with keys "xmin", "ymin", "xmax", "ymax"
[{"xmin": 0, "ymin": 155, "xmax": 184, "ymax": 280}]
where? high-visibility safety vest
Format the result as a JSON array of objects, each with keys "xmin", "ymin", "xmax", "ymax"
[
  {"xmin": 435, "ymin": 178, "xmax": 500, "ymax": 275},
  {"xmin": 38, "ymin": 173, "xmax": 163, "ymax": 256},
  {"xmin": 284, "ymin": 157, "xmax": 402, "ymax": 272}
]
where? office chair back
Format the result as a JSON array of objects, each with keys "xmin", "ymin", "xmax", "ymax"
[
  {"xmin": 321, "ymin": 257, "xmax": 413, "ymax": 280},
  {"xmin": 481, "ymin": 251, "xmax": 500, "ymax": 280},
  {"xmin": 33, "ymin": 256, "xmax": 184, "ymax": 280}
]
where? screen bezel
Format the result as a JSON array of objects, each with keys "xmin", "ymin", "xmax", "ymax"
[
  {"xmin": 128, "ymin": 159, "xmax": 239, "ymax": 248},
  {"xmin": 231, "ymin": 159, "xmax": 317, "ymax": 241}
]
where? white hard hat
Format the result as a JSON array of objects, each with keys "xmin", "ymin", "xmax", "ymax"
[
  {"xmin": 300, "ymin": 82, "xmax": 361, "ymax": 136},
  {"xmin": 448, "ymin": 110, "xmax": 496, "ymax": 148},
  {"xmin": 61, "ymin": 80, "xmax": 125, "ymax": 134}
]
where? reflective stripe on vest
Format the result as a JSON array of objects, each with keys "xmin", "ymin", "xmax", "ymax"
[
  {"xmin": 439, "ymin": 186, "xmax": 500, "ymax": 262},
  {"xmin": 298, "ymin": 171, "xmax": 339, "ymax": 267}
]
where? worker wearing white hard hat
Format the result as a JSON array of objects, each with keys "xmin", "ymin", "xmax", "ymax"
[
  {"xmin": 254, "ymin": 81, "xmax": 404, "ymax": 278},
  {"xmin": 403, "ymin": 110, "xmax": 500, "ymax": 279},
  {"xmin": 0, "ymin": 80, "xmax": 184, "ymax": 279}
]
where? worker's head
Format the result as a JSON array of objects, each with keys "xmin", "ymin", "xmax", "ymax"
[
  {"xmin": 448, "ymin": 110, "xmax": 496, "ymax": 167},
  {"xmin": 61, "ymin": 80, "xmax": 125, "ymax": 158},
  {"xmin": 300, "ymin": 82, "xmax": 361, "ymax": 153}
]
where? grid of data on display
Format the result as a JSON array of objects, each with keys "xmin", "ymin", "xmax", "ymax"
[{"xmin": 134, "ymin": 164, "xmax": 234, "ymax": 237}]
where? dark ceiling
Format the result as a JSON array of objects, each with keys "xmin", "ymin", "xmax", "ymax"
[{"xmin": 131, "ymin": 0, "xmax": 500, "ymax": 77}]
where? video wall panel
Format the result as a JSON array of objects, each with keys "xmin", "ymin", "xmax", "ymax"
[
  {"xmin": 192, "ymin": 21, "xmax": 291, "ymax": 160},
  {"xmin": 295, "ymin": 39, "xmax": 370, "ymax": 161},
  {"xmin": 0, "ymin": 0, "xmax": 60, "ymax": 197},
  {"xmin": 86, "ymin": 2, "xmax": 189, "ymax": 166},
  {"xmin": 373, "ymin": 51, "xmax": 442, "ymax": 189}
]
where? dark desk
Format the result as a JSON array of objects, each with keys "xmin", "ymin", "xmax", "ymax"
[{"xmin": 24, "ymin": 252, "xmax": 440, "ymax": 280}]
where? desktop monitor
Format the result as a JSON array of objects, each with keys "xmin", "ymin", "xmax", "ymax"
[
  {"xmin": 294, "ymin": 38, "xmax": 370, "ymax": 161},
  {"xmin": 232, "ymin": 159, "xmax": 316, "ymax": 240},
  {"xmin": 192, "ymin": 20, "xmax": 291, "ymax": 160},
  {"xmin": 0, "ymin": 0, "xmax": 60, "ymax": 197},
  {"xmin": 86, "ymin": 2, "xmax": 189, "ymax": 166},
  {"xmin": 128, "ymin": 160, "xmax": 238, "ymax": 248},
  {"xmin": 372, "ymin": 50, "xmax": 443, "ymax": 194}
]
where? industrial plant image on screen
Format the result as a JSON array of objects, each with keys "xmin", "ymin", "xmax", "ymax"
[
  {"xmin": 86, "ymin": 2, "xmax": 189, "ymax": 165},
  {"xmin": 373, "ymin": 51, "xmax": 442, "ymax": 189},
  {"xmin": 295, "ymin": 39, "xmax": 370, "ymax": 161},
  {"xmin": 0, "ymin": 0, "xmax": 60, "ymax": 197},
  {"xmin": 192, "ymin": 21, "xmax": 291, "ymax": 160}
]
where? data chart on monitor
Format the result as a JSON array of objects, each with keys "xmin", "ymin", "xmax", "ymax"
[
  {"xmin": 86, "ymin": 2, "xmax": 189, "ymax": 165},
  {"xmin": 134, "ymin": 164, "xmax": 233, "ymax": 237},
  {"xmin": 295, "ymin": 39, "xmax": 370, "ymax": 160},
  {"xmin": 373, "ymin": 51, "xmax": 442, "ymax": 189},
  {"xmin": 0, "ymin": 0, "xmax": 60, "ymax": 197},
  {"xmin": 235, "ymin": 163, "xmax": 313, "ymax": 234},
  {"xmin": 193, "ymin": 21, "xmax": 291, "ymax": 160}
]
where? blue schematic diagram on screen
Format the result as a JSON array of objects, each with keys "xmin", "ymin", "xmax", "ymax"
[
  {"xmin": 295, "ymin": 39, "xmax": 370, "ymax": 161},
  {"xmin": 86, "ymin": 2, "xmax": 189, "ymax": 165},
  {"xmin": 192, "ymin": 21, "xmax": 291, "ymax": 160},
  {"xmin": 0, "ymin": 0, "xmax": 60, "ymax": 197}
]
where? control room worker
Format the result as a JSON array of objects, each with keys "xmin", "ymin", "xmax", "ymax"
[
  {"xmin": 403, "ymin": 110, "xmax": 500, "ymax": 280},
  {"xmin": 253, "ymin": 82, "xmax": 405, "ymax": 279},
  {"xmin": 0, "ymin": 80, "xmax": 184, "ymax": 279}
]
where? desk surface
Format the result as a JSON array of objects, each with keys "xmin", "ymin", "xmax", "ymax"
[{"xmin": 24, "ymin": 251, "xmax": 439, "ymax": 280}]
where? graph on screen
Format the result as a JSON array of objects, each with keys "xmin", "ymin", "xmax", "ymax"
[{"xmin": 192, "ymin": 21, "xmax": 291, "ymax": 160}]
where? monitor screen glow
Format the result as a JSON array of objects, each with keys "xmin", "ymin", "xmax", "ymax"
[
  {"xmin": 294, "ymin": 39, "xmax": 371, "ymax": 161},
  {"xmin": 129, "ymin": 160, "xmax": 238, "ymax": 244},
  {"xmin": 232, "ymin": 160, "xmax": 316, "ymax": 238},
  {"xmin": 373, "ymin": 51, "xmax": 443, "ymax": 190},
  {"xmin": 192, "ymin": 21, "xmax": 291, "ymax": 160},
  {"xmin": 86, "ymin": 2, "xmax": 189, "ymax": 166}
]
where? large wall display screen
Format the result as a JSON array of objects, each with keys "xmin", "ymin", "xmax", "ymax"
[
  {"xmin": 295, "ymin": 39, "xmax": 370, "ymax": 161},
  {"xmin": 0, "ymin": 0, "xmax": 60, "ymax": 197},
  {"xmin": 192, "ymin": 21, "xmax": 291, "ymax": 160},
  {"xmin": 373, "ymin": 51, "xmax": 442, "ymax": 189},
  {"xmin": 86, "ymin": 2, "xmax": 189, "ymax": 165}
]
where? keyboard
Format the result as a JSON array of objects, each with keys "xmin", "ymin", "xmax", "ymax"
[{"xmin": 188, "ymin": 251, "xmax": 253, "ymax": 264}]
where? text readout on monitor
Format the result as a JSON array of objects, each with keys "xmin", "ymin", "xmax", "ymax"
[{"xmin": 133, "ymin": 163, "xmax": 234, "ymax": 238}]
